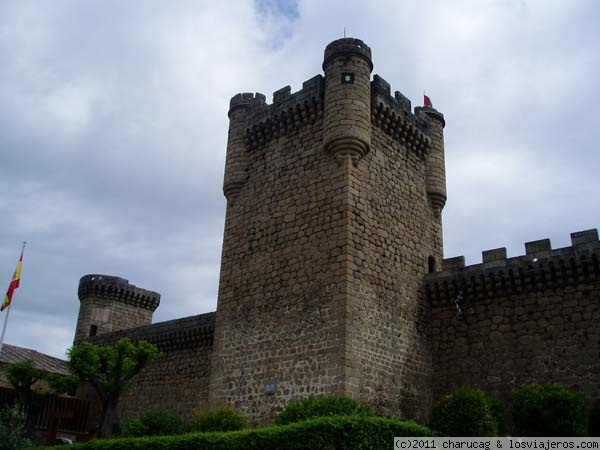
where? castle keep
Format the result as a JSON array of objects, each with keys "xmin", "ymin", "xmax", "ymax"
[{"xmin": 75, "ymin": 38, "xmax": 600, "ymax": 424}]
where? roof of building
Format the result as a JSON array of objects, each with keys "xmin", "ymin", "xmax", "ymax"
[{"xmin": 0, "ymin": 343, "xmax": 69, "ymax": 375}]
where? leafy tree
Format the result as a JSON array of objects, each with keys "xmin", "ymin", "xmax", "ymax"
[
  {"xmin": 5, "ymin": 360, "xmax": 43, "ymax": 405},
  {"xmin": 67, "ymin": 338, "xmax": 159, "ymax": 438}
]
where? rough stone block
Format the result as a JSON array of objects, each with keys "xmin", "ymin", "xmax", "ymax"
[
  {"xmin": 482, "ymin": 247, "xmax": 507, "ymax": 263},
  {"xmin": 442, "ymin": 256, "xmax": 465, "ymax": 270},
  {"xmin": 525, "ymin": 238, "xmax": 551, "ymax": 254},
  {"xmin": 570, "ymin": 229, "xmax": 599, "ymax": 246}
]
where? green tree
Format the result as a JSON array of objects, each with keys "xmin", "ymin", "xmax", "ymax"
[
  {"xmin": 5, "ymin": 360, "xmax": 43, "ymax": 405},
  {"xmin": 67, "ymin": 338, "xmax": 159, "ymax": 438}
]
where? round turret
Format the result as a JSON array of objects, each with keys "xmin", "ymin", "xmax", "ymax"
[
  {"xmin": 322, "ymin": 38, "xmax": 373, "ymax": 163},
  {"xmin": 223, "ymin": 92, "xmax": 266, "ymax": 202},
  {"xmin": 74, "ymin": 274, "xmax": 160, "ymax": 343},
  {"xmin": 416, "ymin": 105, "xmax": 447, "ymax": 216}
]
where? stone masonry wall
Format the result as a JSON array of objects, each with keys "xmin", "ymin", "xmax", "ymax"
[
  {"xmin": 426, "ymin": 230, "xmax": 600, "ymax": 416},
  {"xmin": 344, "ymin": 121, "xmax": 441, "ymax": 421},
  {"xmin": 87, "ymin": 313, "xmax": 214, "ymax": 420},
  {"xmin": 211, "ymin": 104, "xmax": 351, "ymax": 422}
]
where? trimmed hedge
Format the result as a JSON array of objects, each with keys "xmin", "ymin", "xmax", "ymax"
[
  {"xmin": 191, "ymin": 405, "xmax": 247, "ymax": 433},
  {"xmin": 429, "ymin": 388, "xmax": 500, "ymax": 437},
  {"xmin": 512, "ymin": 384, "xmax": 586, "ymax": 436},
  {"xmin": 30, "ymin": 415, "xmax": 432, "ymax": 450},
  {"xmin": 275, "ymin": 396, "xmax": 372, "ymax": 425},
  {"xmin": 588, "ymin": 400, "xmax": 600, "ymax": 437},
  {"xmin": 125, "ymin": 410, "xmax": 188, "ymax": 437}
]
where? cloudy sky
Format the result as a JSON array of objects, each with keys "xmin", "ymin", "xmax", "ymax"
[{"xmin": 1, "ymin": 0, "xmax": 598, "ymax": 359}]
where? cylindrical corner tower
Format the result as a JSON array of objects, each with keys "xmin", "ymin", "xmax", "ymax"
[
  {"xmin": 322, "ymin": 38, "xmax": 373, "ymax": 163},
  {"xmin": 223, "ymin": 92, "xmax": 266, "ymax": 202},
  {"xmin": 418, "ymin": 106, "xmax": 447, "ymax": 217},
  {"xmin": 74, "ymin": 274, "xmax": 160, "ymax": 343}
]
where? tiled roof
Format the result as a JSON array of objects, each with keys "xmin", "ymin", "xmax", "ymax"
[{"xmin": 0, "ymin": 344, "xmax": 68, "ymax": 375}]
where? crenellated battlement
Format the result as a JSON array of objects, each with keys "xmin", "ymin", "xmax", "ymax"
[
  {"xmin": 78, "ymin": 274, "xmax": 160, "ymax": 311},
  {"xmin": 228, "ymin": 92, "xmax": 267, "ymax": 118},
  {"xmin": 425, "ymin": 229, "xmax": 600, "ymax": 303},
  {"xmin": 89, "ymin": 312, "xmax": 215, "ymax": 352},
  {"xmin": 229, "ymin": 75, "xmax": 324, "ymax": 152},
  {"xmin": 370, "ymin": 75, "xmax": 430, "ymax": 158}
]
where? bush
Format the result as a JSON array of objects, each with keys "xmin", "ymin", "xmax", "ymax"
[
  {"xmin": 124, "ymin": 410, "xmax": 188, "ymax": 437},
  {"xmin": 485, "ymin": 393, "xmax": 505, "ymax": 435},
  {"xmin": 190, "ymin": 405, "xmax": 247, "ymax": 433},
  {"xmin": 0, "ymin": 404, "xmax": 31, "ymax": 450},
  {"xmin": 512, "ymin": 384, "xmax": 586, "ymax": 436},
  {"xmin": 29, "ymin": 415, "xmax": 433, "ymax": 450},
  {"xmin": 275, "ymin": 396, "xmax": 372, "ymax": 425},
  {"xmin": 429, "ymin": 388, "xmax": 500, "ymax": 436},
  {"xmin": 588, "ymin": 400, "xmax": 600, "ymax": 437}
]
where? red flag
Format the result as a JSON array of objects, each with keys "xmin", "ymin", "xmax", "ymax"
[
  {"xmin": 2, "ymin": 247, "xmax": 24, "ymax": 311},
  {"xmin": 424, "ymin": 94, "xmax": 433, "ymax": 108}
]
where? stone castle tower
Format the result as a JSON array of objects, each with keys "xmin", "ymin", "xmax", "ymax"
[
  {"xmin": 76, "ymin": 37, "xmax": 599, "ymax": 426},
  {"xmin": 210, "ymin": 37, "xmax": 446, "ymax": 420},
  {"xmin": 74, "ymin": 274, "xmax": 160, "ymax": 343}
]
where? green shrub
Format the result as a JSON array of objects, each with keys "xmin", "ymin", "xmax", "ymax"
[
  {"xmin": 29, "ymin": 415, "xmax": 433, "ymax": 450},
  {"xmin": 512, "ymin": 384, "xmax": 586, "ymax": 436},
  {"xmin": 588, "ymin": 400, "xmax": 600, "ymax": 437},
  {"xmin": 485, "ymin": 393, "xmax": 505, "ymax": 435},
  {"xmin": 429, "ymin": 388, "xmax": 500, "ymax": 436},
  {"xmin": 275, "ymin": 396, "xmax": 372, "ymax": 425},
  {"xmin": 0, "ymin": 404, "xmax": 31, "ymax": 450},
  {"xmin": 124, "ymin": 410, "xmax": 188, "ymax": 437},
  {"xmin": 190, "ymin": 405, "xmax": 247, "ymax": 433}
]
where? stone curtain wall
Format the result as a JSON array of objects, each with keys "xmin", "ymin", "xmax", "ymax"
[
  {"xmin": 88, "ymin": 313, "xmax": 214, "ymax": 420},
  {"xmin": 426, "ymin": 230, "xmax": 600, "ymax": 408}
]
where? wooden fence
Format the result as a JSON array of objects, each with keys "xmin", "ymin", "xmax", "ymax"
[{"xmin": 0, "ymin": 386, "xmax": 90, "ymax": 433}]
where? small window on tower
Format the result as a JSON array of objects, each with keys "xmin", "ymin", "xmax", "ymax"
[
  {"xmin": 89, "ymin": 324, "xmax": 98, "ymax": 337},
  {"xmin": 428, "ymin": 256, "xmax": 436, "ymax": 274},
  {"xmin": 341, "ymin": 72, "xmax": 354, "ymax": 84}
]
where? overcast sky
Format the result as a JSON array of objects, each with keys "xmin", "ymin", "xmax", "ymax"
[{"xmin": 1, "ymin": 0, "xmax": 598, "ymax": 359}]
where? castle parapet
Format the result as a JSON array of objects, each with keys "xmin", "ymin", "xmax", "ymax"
[
  {"xmin": 78, "ymin": 274, "xmax": 160, "ymax": 311},
  {"xmin": 88, "ymin": 312, "xmax": 215, "ymax": 352},
  {"xmin": 371, "ymin": 75, "xmax": 430, "ymax": 158},
  {"xmin": 426, "ymin": 229, "xmax": 600, "ymax": 303},
  {"xmin": 238, "ymin": 76, "xmax": 324, "ymax": 152}
]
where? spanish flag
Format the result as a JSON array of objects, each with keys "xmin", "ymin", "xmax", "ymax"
[{"xmin": 1, "ymin": 247, "xmax": 24, "ymax": 312}]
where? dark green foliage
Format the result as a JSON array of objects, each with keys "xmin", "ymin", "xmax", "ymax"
[
  {"xmin": 588, "ymin": 400, "xmax": 600, "ymax": 437},
  {"xmin": 512, "ymin": 384, "xmax": 587, "ymax": 436},
  {"xmin": 125, "ymin": 410, "xmax": 188, "ymax": 437},
  {"xmin": 429, "ymin": 388, "xmax": 499, "ymax": 436},
  {"xmin": 0, "ymin": 404, "xmax": 31, "ymax": 450},
  {"xmin": 44, "ymin": 372, "xmax": 80, "ymax": 396},
  {"xmin": 68, "ymin": 338, "xmax": 160, "ymax": 438},
  {"xmin": 275, "ymin": 396, "xmax": 372, "ymax": 425},
  {"xmin": 485, "ymin": 393, "xmax": 505, "ymax": 435},
  {"xmin": 190, "ymin": 405, "xmax": 247, "ymax": 433},
  {"xmin": 4, "ymin": 360, "xmax": 42, "ymax": 402},
  {"xmin": 29, "ymin": 415, "xmax": 433, "ymax": 450}
]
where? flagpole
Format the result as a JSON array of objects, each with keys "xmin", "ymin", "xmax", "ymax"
[
  {"xmin": 0, "ymin": 303, "xmax": 12, "ymax": 354},
  {"xmin": 0, "ymin": 241, "xmax": 26, "ymax": 355}
]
